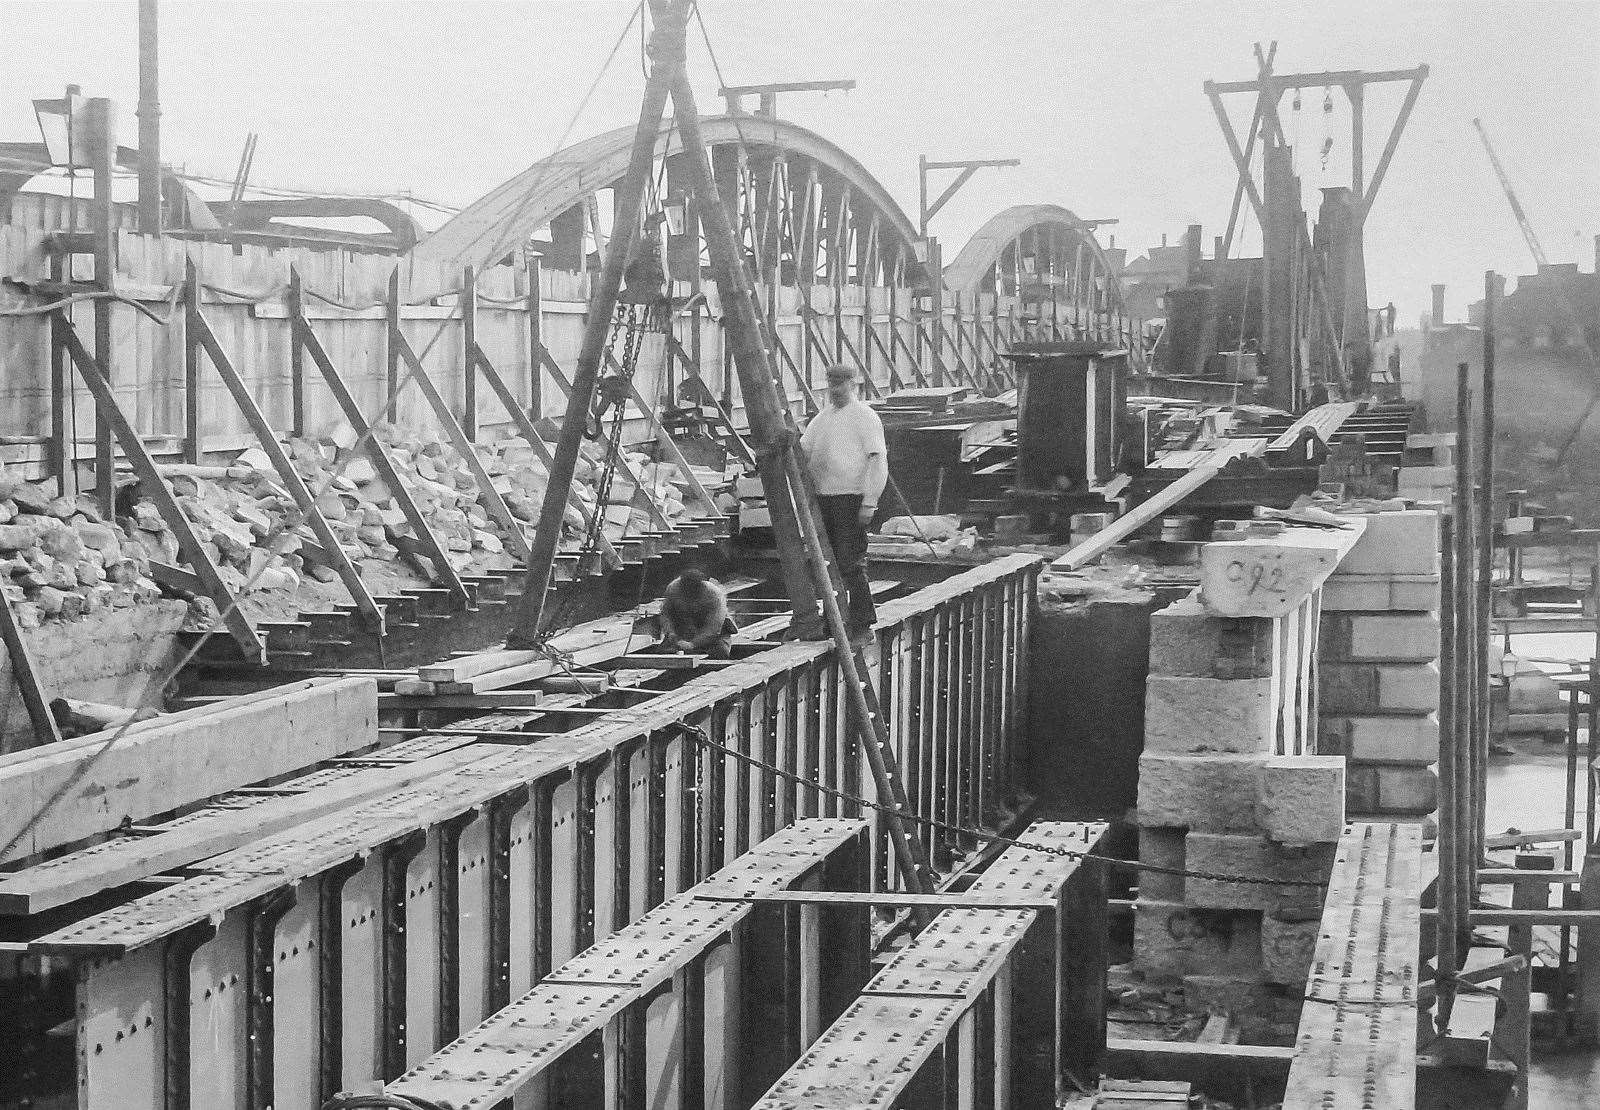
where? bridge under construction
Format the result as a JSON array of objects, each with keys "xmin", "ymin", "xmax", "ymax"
[{"xmin": 2, "ymin": 3, "xmax": 1598, "ymax": 1109}]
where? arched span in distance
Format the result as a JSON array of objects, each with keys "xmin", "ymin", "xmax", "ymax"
[
  {"xmin": 414, "ymin": 114, "xmax": 927, "ymax": 291},
  {"xmin": 943, "ymin": 203, "xmax": 1136, "ymax": 347}
]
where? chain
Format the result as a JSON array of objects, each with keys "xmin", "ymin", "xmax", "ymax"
[{"xmin": 673, "ymin": 723, "xmax": 1328, "ymax": 890}]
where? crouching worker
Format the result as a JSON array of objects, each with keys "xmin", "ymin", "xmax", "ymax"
[{"xmin": 655, "ymin": 569, "xmax": 738, "ymax": 659}]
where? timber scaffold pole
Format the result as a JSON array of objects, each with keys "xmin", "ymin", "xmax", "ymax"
[
  {"xmin": 507, "ymin": 2, "xmax": 679, "ymax": 646},
  {"xmin": 662, "ymin": 10, "xmax": 937, "ymax": 898}
]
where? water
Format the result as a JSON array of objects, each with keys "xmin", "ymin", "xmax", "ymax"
[{"xmin": 1494, "ymin": 634, "xmax": 1600, "ymax": 1106}]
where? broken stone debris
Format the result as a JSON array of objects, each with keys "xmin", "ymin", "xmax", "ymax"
[{"xmin": 0, "ymin": 469, "xmax": 163, "ymax": 629}]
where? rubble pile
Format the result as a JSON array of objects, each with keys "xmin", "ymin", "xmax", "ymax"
[
  {"xmin": 0, "ymin": 426, "xmax": 705, "ymax": 632},
  {"xmin": 0, "ymin": 471, "xmax": 165, "ymax": 630}
]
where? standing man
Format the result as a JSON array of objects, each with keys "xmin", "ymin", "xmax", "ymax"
[{"xmin": 800, "ymin": 363, "xmax": 887, "ymax": 637}]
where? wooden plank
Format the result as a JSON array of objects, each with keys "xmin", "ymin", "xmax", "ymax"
[
  {"xmin": 1269, "ymin": 401, "xmax": 1359, "ymax": 450},
  {"xmin": 0, "ymin": 677, "xmax": 377, "ymax": 861},
  {"xmin": 1423, "ymin": 907, "xmax": 1600, "ymax": 925},
  {"xmin": 0, "ymin": 745, "xmax": 482, "ymax": 915},
  {"xmin": 1440, "ymin": 945, "xmax": 1501, "ymax": 1066},
  {"xmin": 1104, "ymin": 1037, "xmax": 1294, "ymax": 1076},
  {"xmin": 1484, "ymin": 829, "xmax": 1581, "ymax": 849},
  {"xmin": 1052, "ymin": 465, "xmax": 1221, "ymax": 570}
]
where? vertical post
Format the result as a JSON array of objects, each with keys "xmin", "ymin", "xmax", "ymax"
[
  {"xmin": 1349, "ymin": 82, "xmax": 1365, "ymax": 199},
  {"xmin": 87, "ymin": 97, "xmax": 116, "ymax": 518},
  {"xmin": 1454, "ymin": 361, "xmax": 1478, "ymax": 912},
  {"xmin": 385, "ymin": 269, "xmax": 401, "ymax": 422},
  {"xmin": 507, "ymin": 8, "xmax": 676, "ymax": 645},
  {"xmin": 1436, "ymin": 513, "xmax": 1460, "ymax": 1026},
  {"xmin": 461, "ymin": 264, "xmax": 478, "ymax": 440},
  {"xmin": 668, "ymin": 62, "xmax": 935, "ymax": 899},
  {"xmin": 48, "ymin": 252, "xmax": 69, "ymax": 496},
  {"xmin": 1477, "ymin": 273, "xmax": 1501, "ymax": 885},
  {"xmin": 926, "ymin": 236, "xmax": 944, "ymax": 386},
  {"xmin": 288, "ymin": 266, "xmax": 305, "ymax": 437},
  {"xmin": 137, "ymin": 0, "xmax": 162, "ymax": 236},
  {"xmin": 525, "ymin": 252, "xmax": 544, "ymax": 421},
  {"xmin": 182, "ymin": 262, "xmax": 200, "ymax": 463}
]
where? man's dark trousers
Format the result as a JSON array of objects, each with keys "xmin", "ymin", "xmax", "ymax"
[{"xmin": 815, "ymin": 494, "xmax": 876, "ymax": 631}]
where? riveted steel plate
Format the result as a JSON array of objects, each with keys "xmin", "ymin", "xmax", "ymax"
[
  {"xmin": 1282, "ymin": 822, "xmax": 1422, "ymax": 1110},
  {"xmin": 751, "ymin": 995, "xmax": 968, "ymax": 1109},
  {"xmin": 32, "ymin": 870, "xmax": 282, "ymax": 954},
  {"xmin": 369, "ymin": 733, "xmax": 476, "ymax": 760},
  {"xmin": 865, "ymin": 907, "xmax": 1034, "ymax": 997},
  {"xmin": 388, "ymin": 983, "xmax": 632, "ymax": 1110},
  {"xmin": 544, "ymin": 897, "xmax": 744, "ymax": 987}
]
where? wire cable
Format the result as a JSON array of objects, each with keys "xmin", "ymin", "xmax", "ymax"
[{"xmin": 675, "ymin": 723, "xmax": 1328, "ymax": 889}]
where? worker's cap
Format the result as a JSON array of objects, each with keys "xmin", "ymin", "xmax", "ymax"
[{"xmin": 825, "ymin": 363, "xmax": 858, "ymax": 382}]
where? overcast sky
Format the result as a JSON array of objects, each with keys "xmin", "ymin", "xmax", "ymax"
[{"xmin": 5, "ymin": 0, "xmax": 1597, "ymax": 320}]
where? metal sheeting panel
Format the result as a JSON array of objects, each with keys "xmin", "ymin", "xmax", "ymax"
[{"xmin": 1282, "ymin": 822, "xmax": 1422, "ymax": 1110}]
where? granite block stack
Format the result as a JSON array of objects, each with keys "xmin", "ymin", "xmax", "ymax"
[
  {"xmin": 1396, "ymin": 433, "xmax": 1456, "ymax": 502},
  {"xmin": 1134, "ymin": 589, "xmax": 1344, "ymax": 1005},
  {"xmin": 1320, "ymin": 508, "xmax": 1443, "ymax": 819}
]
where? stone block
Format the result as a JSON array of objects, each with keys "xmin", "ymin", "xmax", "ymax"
[
  {"xmin": 1320, "ymin": 662, "xmax": 1440, "ymax": 713},
  {"xmin": 1322, "ymin": 573, "xmax": 1441, "ymax": 613},
  {"xmin": 1391, "ymin": 469, "xmax": 1455, "ymax": 502},
  {"xmin": 1319, "ymin": 612, "xmax": 1440, "ymax": 662},
  {"xmin": 1148, "ymin": 594, "xmax": 1276, "ymax": 679},
  {"xmin": 1138, "ymin": 827, "xmax": 1186, "ymax": 901},
  {"xmin": 1346, "ymin": 763, "xmax": 1438, "ymax": 815},
  {"xmin": 1260, "ymin": 756, "xmax": 1346, "ymax": 845},
  {"xmin": 1144, "ymin": 676, "xmax": 1276, "ymax": 754},
  {"xmin": 1182, "ymin": 974, "xmax": 1275, "ymax": 1014},
  {"xmin": 1184, "ymin": 832, "xmax": 1334, "ymax": 912},
  {"xmin": 1134, "ymin": 899, "xmax": 1263, "ymax": 978},
  {"xmin": 1261, "ymin": 912, "xmax": 1321, "ymax": 986},
  {"xmin": 1321, "ymin": 714, "xmax": 1439, "ymax": 764},
  {"xmin": 1137, "ymin": 753, "xmax": 1265, "ymax": 832},
  {"xmin": 1345, "ymin": 509, "xmax": 1441, "ymax": 575}
]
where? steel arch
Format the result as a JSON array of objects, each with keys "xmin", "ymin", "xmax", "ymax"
[
  {"xmin": 943, "ymin": 203, "xmax": 1135, "ymax": 346},
  {"xmin": 414, "ymin": 114, "xmax": 927, "ymax": 290}
]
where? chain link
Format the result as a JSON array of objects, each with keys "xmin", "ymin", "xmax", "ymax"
[{"xmin": 674, "ymin": 723, "xmax": 1328, "ymax": 890}]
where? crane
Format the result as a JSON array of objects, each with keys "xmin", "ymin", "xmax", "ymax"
[{"xmin": 1472, "ymin": 116, "xmax": 1548, "ymax": 268}]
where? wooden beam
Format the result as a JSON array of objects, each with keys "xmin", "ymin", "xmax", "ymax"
[
  {"xmin": 0, "ymin": 588, "xmax": 63, "ymax": 749},
  {"xmin": 52, "ymin": 317, "xmax": 265, "ymax": 662},
  {"xmin": 1105, "ymin": 1037, "xmax": 1294, "ymax": 1077},
  {"xmin": 289, "ymin": 273, "xmax": 470, "ymax": 606},
  {"xmin": 185, "ymin": 260, "xmax": 385, "ymax": 634},
  {"xmin": 0, "ymin": 677, "xmax": 377, "ymax": 862},
  {"xmin": 1358, "ymin": 68, "xmax": 1429, "ymax": 223},
  {"xmin": 1052, "ymin": 466, "xmax": 1222, "ymax": 571},
  {"xmin": 1203, "ymin": 83, "xmax": 1267, "ymax": 220},
  {"xmin": 0, "ymin": 744, "xmax": 481, "ymax": 916},
  {"xmin": 1208, "ymin": 66, "xmax": 1428, "ymax": 94},
  {"xmin": 389, "ymin": 319, "xmax": 534, "ymax": 562},
  {"xmin": 468, "ymin": 343, "xmax": 622, "ymax": 569},
  {"xmin": 1485, "ymin": 829, "xmax": 1581, "ymax": 849}
]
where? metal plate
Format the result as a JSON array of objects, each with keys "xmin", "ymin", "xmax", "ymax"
[
  {"xmin": 388, "ymin": 983, "xmax": 633, "ymax": 1110},
  {"xmin": 865, "ymin": 908, "xmax": 1034, "ymax": 997},
  {"xmin": 751, "ymin": 995, "xmax": 967, "ymax": 1109},
  {"xmin": 35, "ymin": 871, "xmax": 282, "ymax": 954},
  {"xmin": 1282, "ymin": 822, "xmax": 1422, "ymax": 1110}
]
